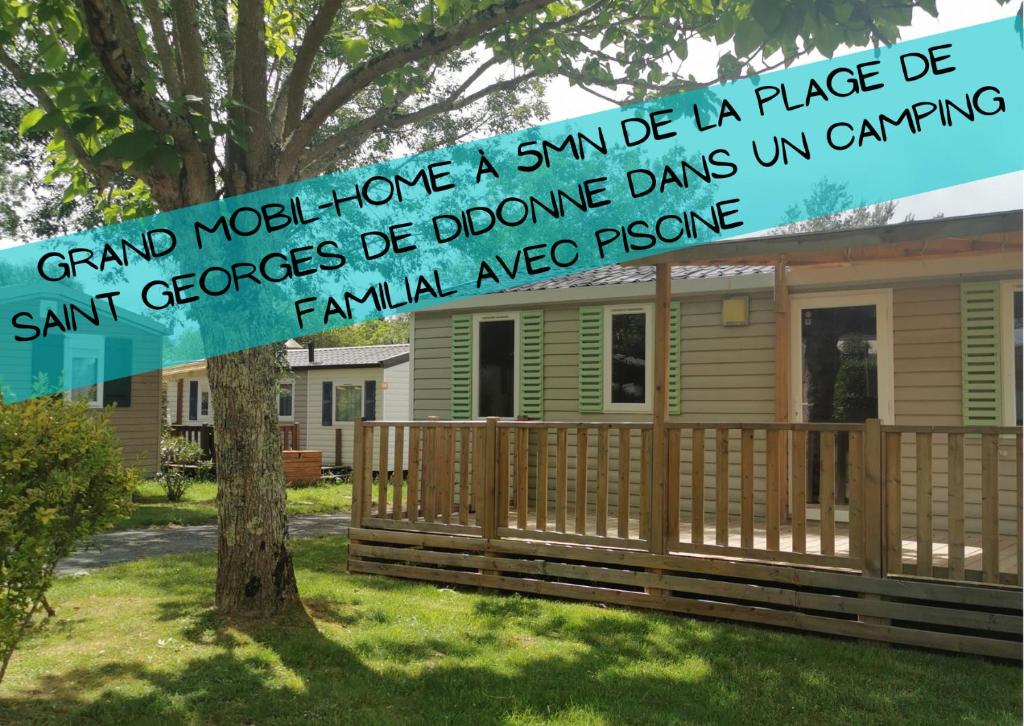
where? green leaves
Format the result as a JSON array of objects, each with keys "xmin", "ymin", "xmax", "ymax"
[
  {"xmin": 17, "ymin": 107, "xmax": 46, "ymax": 134},
  {"xmin": 340, "ymin": 37, "xmax": 370, "ymax": 64}
]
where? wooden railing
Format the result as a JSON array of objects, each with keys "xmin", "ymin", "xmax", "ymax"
[
  {"xmin": 352, "ymin": 418, "xmax": 1023, "ymax": 586},
  {"xmin": 170, "ymin": 422, "xmax": 303, "ymax": 459},
  {"xmin": 882, "ymin": 425, "xmax": 1022, "ymax": 585}
]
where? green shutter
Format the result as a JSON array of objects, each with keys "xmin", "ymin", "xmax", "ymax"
[
  {"xmin": 520, "ymin": 310, "xmax": 544, "ymax": 418},
  {"xmin": 451, "ymin": 314, "xmax": 473, "ymax": 419},
  {"xmin": 669, "ymin": 301, "xmax": 682, "ymax": 416},
  {"xmin": 578, "ymin": 306, "xmax": 603, "ymax": 413},
  {"xmin": 961, "ymin": 282, "xmax": 1002, "ymax": 424}
]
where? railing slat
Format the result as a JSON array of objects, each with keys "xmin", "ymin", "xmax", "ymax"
[
  {"xmin": 915, "ymin": 432, "xmax": 933, "ymax": 577},
  {"xmin": 556, "ymin": 428, "xmax": 568, "ymax": 533},
  {"xmin": 423, "ymin": 424, "xmax": 436, "ymax": 521},
  {"xmin": 447, "ymin": 427, "xmax": 457, "ymax": 522},
  {"xmin": 716, "ymin": 429, "xmax": 730, "ymax": 547},
  {"xmin": 575, "ymin": 427, "xmax": 589, "ymax": 535},
  {"xmin": 766, "ymin": 429, "xmax": 779, "ymax": 552},
  {"xmin": 361, "ymin": 422, "xmax": 374, "ymax": 523},
  {"xmin": 516, "ymin": 428, "xmax": 529, "ymax": 530},
  {"xmin": 459, "ymin": 427, "xmax": 470, "ymax": 526},
  {"xmin": 848, "ymin": 430, "xmax": 863, "ymax": 560},
  {"xmin": 883, "ymin": 431, "xmax": 902, "ymax": 574},
  {"xmin": 596, "ymin": 427, "xmax": 609, "ymax": 537},
  {"xmin": 692, "ymin": 428, "xmax": 705, "ymax": 545},
  {"xmin": 497, "ymin": 427, "xmax": 509, "ymax": 528},
  {"xmin": 740, "ymin": 429, "xmax": 754, "ymax": 549},
  {"xmin": 663, "ymin": 428, "xmax": 675, "ymax": 545},
  {"xmin": 392, "ymin": 426, "xmax": 404, "ymax": 521},
  {"xmin": 947, "ymin": 432, "xmax": 965, "ymax": 580},
  {"xmin": 981, "ymin": 433, "xmax": 1000, "ymax": 583},
  {"xmin": 377, "ymin": 426, "xmax": 389, "ymax": 517},
  {"xmin": 407, "ymin": 426, "xmax": 421, "ymax": 522},
  {"xmin": 537, "ymin": 427, "xmax": 549, "ymax": 532},
  {"xmin": 820, "ymin": 431, "xmax": 836, "ymax": 556},
  {"xmin": 791, "ymin": 430, "xmax": 807, "ymax": 554},
  {"xmin": 1017, "ymin": 433, "xmax": 1023, "ymax": 584},
  {"xmin": 618, "ymin": 428, "xmax": 631, "ymax": 539}
]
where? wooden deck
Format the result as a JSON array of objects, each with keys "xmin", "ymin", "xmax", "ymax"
[{"xmin": 350, "ymin": 418, "xmax": 1023, "ymax": 660}]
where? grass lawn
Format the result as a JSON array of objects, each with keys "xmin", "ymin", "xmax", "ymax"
[
  {"xmin": 1, "ymin": 538, "xmax": 1020, "ymax": 725},
  {"xmin": 115, "ymin": 478, "xmax": 352, "ymax": 530}
]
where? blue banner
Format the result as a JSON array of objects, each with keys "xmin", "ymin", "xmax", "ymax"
[{"xmin": 1, "ymin": 17, "xmax": 1021, "ymax": 402}]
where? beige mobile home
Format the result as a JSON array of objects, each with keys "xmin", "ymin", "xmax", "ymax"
[
  {"xmin": 0, "ymin": 283, "xmax": 164, "ymax": 476},
  {"xmin": 349, "ymin": 210, "xmax": 1023, "ymax": 658},
  {"xmin": 164, "ymin": 342, "xmax": 409, "ymax": 468}
]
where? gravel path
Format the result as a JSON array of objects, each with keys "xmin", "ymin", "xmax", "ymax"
[{"xmin": 56, "ymin": 513, "xmax": 350, "ymax": 576}]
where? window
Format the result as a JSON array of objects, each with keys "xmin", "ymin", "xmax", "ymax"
[
  {"xmin": 200, "ymin": 391, "xmax": 210, "ymax": 417},
  {"xmin": 188, "ymin": 380, "xmax": 199, "ymax": 421},
  {"xmin": 278, "ymin": 381, "xmax": 294, "ymax": 419},
  {"xmin": 363, "ymin": 380, "xmax": 377, "ymax": 420},
  {"xmin": 474, "ymin": 314, "xmax": 518, "ymax": 417},
  {"xmin": 603, "ymin": 305, "xmax": 652, "ymax": 412},
  {"xmin": 334, "ymin": 384, "xmax": 362, "ymax": 422},
  {"xmin": 65, "ymin": 335, "xmax": 104, "ymax": 408},
  {"xmin": 1002, "ymin": 282, "xmax": 1023, "ymax": 426}
]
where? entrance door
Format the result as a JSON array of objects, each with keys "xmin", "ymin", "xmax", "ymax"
[
  {"xmin": 791, "ymin": 290, "xmax": 893, "ymax": 517},
  {"xmin": 476, "ymin": 316, "xmax": 517, "ymax": 417}
]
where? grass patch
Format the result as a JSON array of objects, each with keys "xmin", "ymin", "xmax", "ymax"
[
  {"xmin": 115, "ymin": 479, "xmax": 351, "ymax": 530},
  {"xmin": 1, "ymin": 538, "xmax": 1020, "ymax": 724}
]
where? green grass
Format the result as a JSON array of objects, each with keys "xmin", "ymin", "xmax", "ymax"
[
  {"xmin": 115, "ymin": 479, "xmax": 351, "ymax": 530},
  {"xmin": 1, "ymin": 538, "xmax": 1020, "ymax": 725}
]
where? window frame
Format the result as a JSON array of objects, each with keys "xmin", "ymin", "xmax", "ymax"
[
  {"xmin": 333, "ymin": 383, "xmax": 363, "ymax": 423},
  {"xmin": 472, "ymin": 311, "xmax": 520, "ymax": 419},
  {"xmin": 1000, "ymin": 279, "xmax": 1022, "ymax": 426},
  {"xmin": 64, "ymin": 334, "xmax": 104, "ymax": 409},
  {"xmin": 602, "ymin": 304, "xmax": 654, "ymax": 414},
  {"xmin": 277, "ymin": 379, "xmax": 295, "ymax": 421},
  {"xmin": 788, "ymin": 288, "xmax": 895, "ymax": 426}
]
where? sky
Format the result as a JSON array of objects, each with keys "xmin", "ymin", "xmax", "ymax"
[{"xmin": 540, "ymin": 0, "xmax": 1023, "ymax": 221}]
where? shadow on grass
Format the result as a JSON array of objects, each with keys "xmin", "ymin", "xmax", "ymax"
[{"xmin": 4, "ymin": 538, "xmax": 1020, "ymax": 725}]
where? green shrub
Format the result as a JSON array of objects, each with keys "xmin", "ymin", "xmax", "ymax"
[
  {"xmin": 0, "ymin": 394, "xmax": 136, "ymax": 684},
  {"xmin": 156, "ymin": 468, "xmax": 192, "ymax": 502},
  {"xmin": 159, "ymin": 433, "xmax": 213, "ymax": 502}
]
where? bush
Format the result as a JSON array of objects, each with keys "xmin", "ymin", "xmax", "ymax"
[
  {"xmin": 0, "ymin": 394, "xmax": 136, "ymax": 684},
  {"xmin": 156, "ymin": 468, "xmax": 194, "ymax": 502},
  {"xmin": 159, "ymin": 433, "xmax": 213, "ymax": 502}
]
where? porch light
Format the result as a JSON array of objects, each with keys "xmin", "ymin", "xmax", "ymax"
[{"xmin": 721, "ymin": 295, "xmax": 749, "ymax": 326}]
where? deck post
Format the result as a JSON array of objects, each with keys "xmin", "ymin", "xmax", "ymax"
[
  {"xmin": 351, "ymin": 417, "xmax": 365, "ymax": 530},
  {"xmin": 860, "ymin": 417, "xmax": 887, "ymax": 625},
  {"xmin": 650, "ymin": 263, "xmax": 671, "ymax": 559},
  {"xmin": 773, "ymin": 260, "xmax": 790, "ymax": 523}
]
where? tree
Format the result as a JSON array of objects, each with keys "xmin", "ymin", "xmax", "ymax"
[
  {"xmin": 774, "ymin": 179, "xmax": 906, "ymax": 234},
  {"xmin": 0, "ymin": 0, "xmax": 950, "ymax": 618},
  {"xmin": 300, "ymin": 316, "xmax": 410, "ymax": 348}
]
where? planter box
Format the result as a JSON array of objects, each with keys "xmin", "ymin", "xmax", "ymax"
[{"xmin": 282, "ymin": 450, "xmax": 322, "ymax": 486}]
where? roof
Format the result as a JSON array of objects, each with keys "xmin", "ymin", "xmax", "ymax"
[
  {"xmin": 624, "ymin": 209, "xmax": 1023, "ymax": 267},
  {"xmin": 509, "ymin": 264, "xmax": 771, "ymax": 291},
  {"xmin": 286, "ymin": 343, "xmax": 409, "ymax": 369},
  {"xmin": 164, "ymin": 343, "xmax": 410, "ymax": 376}
]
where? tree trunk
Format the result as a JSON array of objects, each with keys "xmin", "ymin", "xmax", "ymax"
[{"xmin": 206, "ymin": 344, "xmax": 301, "ymax": 616}]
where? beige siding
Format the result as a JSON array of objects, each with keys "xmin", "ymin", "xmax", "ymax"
[
  {"xmin": 107, "ymin": 368, "xmax": 162, "ymax": 476},
  {"xmin": 893, "ymin": 285, "xmax": 962, "ymax": 424},
  {"xmin": 412, "ymin": 312, "xmax": 453, "ymax": 418}
]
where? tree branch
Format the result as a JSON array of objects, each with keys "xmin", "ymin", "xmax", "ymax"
[
  {"xmin": 139, "ymin": 0, "xmax": 182, "ymax": 99},
  {"xmin": 272, "ymin": 0, "xmax": 343, "ymax": 140},
  {"xmin": 78, "ymin": 0, "xmax": 200, "ymax": 150},
  {"xmin": 283, "ymin": 0, "xmax": 556, "ymax": 161},
  {"xmin": 300, "ymin": 70, "xmax": 537, "ymax": 177},
  {"xmin": 228, "ymin": 0, "xmax": 271, "ymax": 188},
  {"xmin": 0, "ymin": 48, "xmax": 119, "ymax": 187}
]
